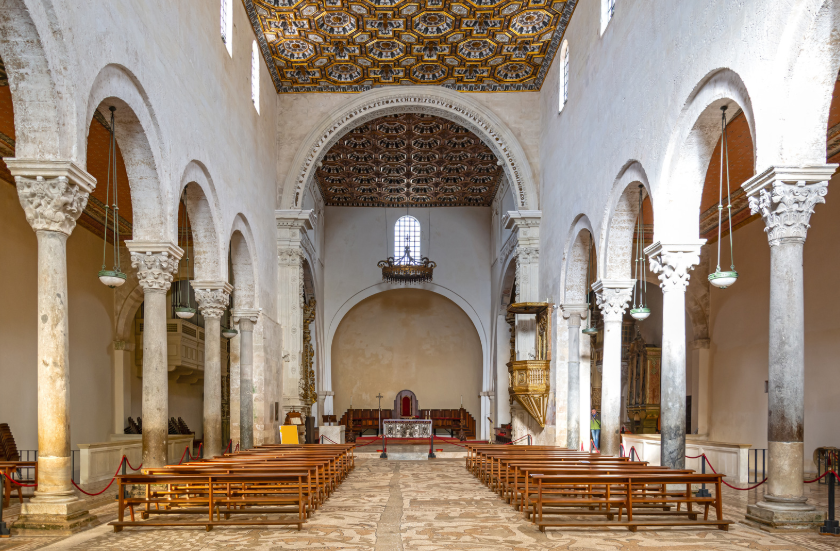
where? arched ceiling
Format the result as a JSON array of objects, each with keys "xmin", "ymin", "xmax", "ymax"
[
  {"xmin": 245, "ymin": 0, "xmax": 578, "ymax": 93},
  {"xmin": 316, "ymin": 112, "xmax": 502, "ymax": 206}
]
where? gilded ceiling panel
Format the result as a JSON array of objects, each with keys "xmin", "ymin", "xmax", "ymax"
[
  {"xmin": 316, "ymin": 113, "xmax": 502, "ymax": 206},
  {"xmin": 245, "ymin": 0, "xmax": 577, "ymax": 93}
]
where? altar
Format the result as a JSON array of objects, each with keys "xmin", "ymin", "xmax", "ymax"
[{"xmin": 380, "ymin": 419, "xmax": 435, "ymax": 459}]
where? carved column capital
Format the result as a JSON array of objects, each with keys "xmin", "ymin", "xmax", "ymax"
[
  {"xmin": 232, "ymin": 308, "xmax": 261, "ymax": 326},
  {"xmin": 592, "ymin": 280, "xmax": 635, "ymax": 322},
  {"xmin": 743, "ymin": 165, "xmax": 836, "ymax": 247},
  {"xmin": 504, "ymin": 210, "xmax": 541, "ymax": 248},
  {"xmin": 126, "ymin": 241, "xmax": 183, "ymax": 293},
  {"xmin": 193, "ymin": 281, "xmax": 234, "ymax": 319},
  {"xmin": 560, "ymin": 303, "xmax": 589, "ymax": 326},
  {"xmin": 6, "ymin": 159, "xmax": 96, "ymax": 236},
  {"xmin": 644, "ymin": 241, "xmax": 704, "ymax": 294}
]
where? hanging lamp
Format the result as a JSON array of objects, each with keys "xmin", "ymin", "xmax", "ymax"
[
  {"xmin": 174, "ymin": 199, "xmax": 197, "ymax": 319},
  {"xmin": 708, "ymin": 105, "xmax": 739, "ymax": 289},
  {"xmin": 630, "ymin": 185, "xmax": 651, "ymax": 320},
  {"xmin": 221, "ymin": 298, "xmax": 238, "ymax": 338},
  {"xmin": 581, "ymin": 235, "xmax": 598, "ymax": 335},
  {"xmin": 98, "ymin": 106, "xmax": 127, "ymax": 288}
]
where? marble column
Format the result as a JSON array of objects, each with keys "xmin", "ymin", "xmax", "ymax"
[
  {"xmin": 592, "ymin": 281, "xmax": 634, "ymax": 456},
  {"xmin": 194, "ymin": 282, "xmax": 233, "ymax": 458},
  {"xmin": 233, "ymin": 309, "xmax": 260, "ymax": 450},
  {"xmin": 276, "ymin": 210, "xmax": 314, "ymax": 418},
  {"xmin": 645, "ymin": 242, "xmax": 702, "ymax": 470},
  {"xmin": 127, "ymin": 242, "xmax": 182, "ymax": 468},
  {"xmin": 7, "ymin": 160, "xmax": 96, "ymax": 533},
  {"xmin": 743, "ymin": 166, "xmax": 834, "ymax": 529},
  {"xmin": 561, "ymin": 304, "xmax": 587, "ymax": 450}
]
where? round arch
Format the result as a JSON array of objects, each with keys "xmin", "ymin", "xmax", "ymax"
[
  {"xmin": 280, "ymin": 86, "xmax": 539, "ymax": 211},
  {"xmin": 599, "ymin": 160, "xmax": 653, "ymax": 281},
  {"xmin": 323, "ymin": 281, "xmax": 490, "ymax": 413},
  {"xmin": 657, "ymin": 68, "xmax": 756, "ymax": 242},
  {"xmin": 228, "ymin": 214, "xmax": 259, "ymax": 311},
  {"xmin": 179, "ymin": 160, "xmax": 224, "ymax": 282},
  {"xmin": 561, "ymin": 214, "xmax": 596, "ymax": 304}
]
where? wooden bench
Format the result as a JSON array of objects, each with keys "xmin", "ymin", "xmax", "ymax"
[{"xmin": 0, "ymin": 461, "xmax": 37, "ymax": 507}]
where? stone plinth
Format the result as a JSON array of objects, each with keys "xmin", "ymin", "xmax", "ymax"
[
  {"xmin": 12, "ymin": 500, "xmax": 97, "ymax": 536},
  {"xmin": 320, "ymin": 425, "xmax": 345, "ymax": 444}
]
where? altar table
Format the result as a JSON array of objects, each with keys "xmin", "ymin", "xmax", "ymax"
[{"xmin": 380, "ymin": 419, "xmax": 435, "ymax": 459}]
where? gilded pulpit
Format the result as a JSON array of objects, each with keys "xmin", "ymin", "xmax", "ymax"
[{"xmin": 506, "ymin": 302, "xmax": 551, "ymax": 427}]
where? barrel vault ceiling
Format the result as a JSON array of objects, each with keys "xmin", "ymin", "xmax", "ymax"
[{"xmin": 245, "ymin": 0, "xmax": 578, "ymax": 93}]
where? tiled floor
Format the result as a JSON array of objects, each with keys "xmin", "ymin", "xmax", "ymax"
[{"xmin": 1, "ymin": 459, "xmax": 838, "ymax": 550}]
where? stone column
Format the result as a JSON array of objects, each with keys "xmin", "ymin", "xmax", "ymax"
[
  {"xmin": 743, "ymin": 165, "xmax": 834, "ymax": 529},
  {"xmin": 6, "ymin": 160, "xmax": 96, "ymax": 533},
  {"xmin": 645, "ymin": 242, "xmax": 703, "ymax": 470},
  {"xmin": 561, "ymin": 304, "xmax": 587, "ymax": 450},
  {"xmin": 194, "ymin": 282, "xmax": 233, "ymax": 458},
  {"xmin": 592, "ymin": 280, "xmax": 634, "ymax": 456},
  {"xmin": 233, "ymin": 309, "xmax": 260, "ymax": 449},
  {"xmin": 276, "ymin": 210, "xmax": 315, "ymax": 418},
  {"xmin": 316, "ymin": 390, "xmax": 334, "ymax": 424},
  {"xmin": 127, "ymin": 242, "xmax": 182, "ymax": 468}
]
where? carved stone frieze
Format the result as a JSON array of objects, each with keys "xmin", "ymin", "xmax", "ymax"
[
  {"xmin": 15, "ymin": 175, "xmax": 90, "ymax": 235},
  {"xmin": 644, "ymin": 242, "xmax": 703, "ymax": 294}
]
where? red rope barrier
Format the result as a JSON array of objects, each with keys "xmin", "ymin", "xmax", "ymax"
[
  {"xmin": 629, "ymin": 446, "xmax": 640, "ymax": 460},
  {"xmin": 505, "ymin": 435, "xmax": 531, "ymax": 445},
  {"xmin": 804, "ymin": 470, "xmax": 839, "ymax": 484},
  {"xmin": 70, "ymin": 456, "xmax": 127, "ymax": 496},
  {"xmin": 178, "ymin": 446, "xmax": 190, "ymax": 465},
  {"xmin": 321, "ymin": 435, "xmax": 338, "ymax": 444},
  {"xmin": 0, "ymin": 471, "xmax": 37, "ymax": 487},
  {"xmin": 694, "ymin": 453, "xmax": 768, "ymax": 490},
  {"xmin": 234, "ymin": 443, "xmax": 239, "ymax": 453},
  {"xmin": 224, "ymin": 440, "xmax": 232, "ymax": 454},
  {"xmin": 354, "ymin": 436, "xmax": 382, "ymax": 447},
  {"xmin": 124, "ymin": 458, "xmax": 142, "ymax": 471}
]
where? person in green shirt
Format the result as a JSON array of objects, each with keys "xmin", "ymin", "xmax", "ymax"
[{"xmin": 590, "ymin": 408, "xmax": 601, "ymax": 451}]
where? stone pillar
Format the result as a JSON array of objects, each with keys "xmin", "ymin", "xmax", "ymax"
[
  {"xmin": 112, "ymin": 340, "xmax": 134, "ymax": 435},
  {"xmin": 127, "ymin": 242, "xmax": 182, "ymax": 468},
  {"xmin": 316, "ymin": 390, "xmax": 334, "ymax": 425},
  {"xmin": 6, "ymin": 160, "xmax": 96, "ymax": 533},
  {"xmin": 743, "ymin": 165, "xmax": 835, "ymax": 530},
  {"xmin": 561, "ymin": 304, "xmax": 587, "ymax": 450},
  {"xmin": 592, "ymin": 280, "xmax": 634, "ymax": 456},
  {"xmin": 194, "ymin": 282, "xmax": 233, "ymax": 458},
  {"xmin": 233, "ymin": 309, "xmax": 260, "ymax": 449},
  {"xmin": 275, "ymin": 210, "xmax": 315, "ymax": 418},
  {"xmin": 645, "ymin": 242, "xmax": 703, "ymax": 470}
]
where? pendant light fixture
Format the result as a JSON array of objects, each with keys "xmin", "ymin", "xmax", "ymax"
[
  {"xmin": 630, "ymin": 185, "xmax": 651, "ymax": 320},
  {"xmin": 581, "ymin": 234, "xmax": 598, "ymax": 335},
  {"xmin": 98, "ymin": 106, "xmax": 127, "ymax": 288},
  {"xmin": 221, "ymin": 305, "xmax": 238, "ymax": 339},
  {"xmin": 174, "ymin": 199, "xmax": 197, "ymax": 319},
  {"xmin": 708, "ymin": 105, "xmax": 739, "ymax": 289}
]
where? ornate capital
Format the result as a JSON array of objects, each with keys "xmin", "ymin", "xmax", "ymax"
[
  {"xmin": 5, "ymin": 159, "xmax": 96, "ymax": 235},
  {"xmin": 644, "ymin": 241, "xmax": 704, "ymax": 293},
  {"xmin": 126, "ymin": 241, "xmax": 183, "ymax": 292},
  {"xmin": 278, "ymin": 246, "xmax": 305, "ymax": 266},
  {"xmin": 516, "ymin": 245, "xmax": 539, "ymax": 265},
  {"xmin": 560, "ymin": 303, "xmax": 588, "ymax": 326},
  {"xmin": 743, "ymin": 166, "xmax": 836, "ymax": 246},
  {"xmin": 194, "ymin": 281, "xmax": 233, "ymax": 319},
  {"xmin": 232, "ymin": 308, "xmax": 261, "ymax": 327},
  {"xmin": 504, "ymin": 210, "xmax": 541, "ymax": 249},
  {"xmin": 592, "ymin": 280, "xmax": 634, "ymax": 322}
]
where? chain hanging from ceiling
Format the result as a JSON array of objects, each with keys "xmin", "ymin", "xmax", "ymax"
[
  {"xmin": 98, "ymin": 106, "xmax": 127, "ymax": 288},
  {"xmin": 630, "ymin": 184, "xmax": 651, "ymax": 320},
  {"xmin": 174, "ymin": 199, "xmax": 197, "ymax": 319},
  {"xmin": 708, "ymin": 105, "xmax": 739, "ymax": 289}
]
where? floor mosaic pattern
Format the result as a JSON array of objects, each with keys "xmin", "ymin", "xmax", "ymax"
[{"xmin": 1, "ymin": 459, "xmax": 839, "ymax": 550}]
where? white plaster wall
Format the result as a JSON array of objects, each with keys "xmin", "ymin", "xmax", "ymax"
[{"xmin": 323, "ymin": 206, "xmax": 492, "ymax": 414}]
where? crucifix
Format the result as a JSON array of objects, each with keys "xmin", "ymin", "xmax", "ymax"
[{"xmin": 376, "ymin": 393, "xmax": 384, "ymax": 437}]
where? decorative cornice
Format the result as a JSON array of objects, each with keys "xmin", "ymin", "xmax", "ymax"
[
  {"xmin": 743, "ymin": 165, "xmax": 836, "ymax": 246},
  {"xmin": 4, "ymin": 158, "xmax": 97, "ymax": 192},
  {"xmin": 592, "ymin": 280, "xmax": 634, "ymax": 322},
  {"xmin": 232, "ymin": 308, "xmax": 261, "ymax": 326},
  {"xmin": 504, "ymin": 210, "xmax": 541, "ymax": 250},
  {"xmin": 193, "ymin": 281, "xmax": 234, "ymax": 319},
  {"xmin": 644, "ymin": 241, "xmax": 704, "ymax": 294},
  {"xmin": 276, "ymin": 209, "xmax": 316, "ymax": 231}
]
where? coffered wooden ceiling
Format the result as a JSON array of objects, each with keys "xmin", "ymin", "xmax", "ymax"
[
  {"xmin": 245, "ymin": 0, "xmax": 577, "ymax": 93},
  {"xmin": 316, "ymin": 113, "xmax": 502, "ymax": 206}
]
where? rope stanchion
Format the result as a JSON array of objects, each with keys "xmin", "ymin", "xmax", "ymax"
[
  {"xmin": 805, "ymin": 470, "xmax": 839, "ymax": 484},
  {"xmin": 321, "ymin": 435, "xmax": 339, "ymax": 445},
  {"xmin": 234, "ymin": 443, "xmax": 240, "ymax": 453},
  {"xmin": 124, "ymin": 458, "xmax": 142, "ymax": 471},
  {"xmin": 178, "ymin": 445, "xmax": 190, "ymax": 465},
  {"xmin": 505, "ymin": 435, "xmax": 531, "ymax": 445},
  {"xmin": 70, "ymin": 456, "xmax": 128, "ymax": 497},
  {"xmin": 224, "ymin": 439, "xmax": 232, "ymax": 454},
  {"xmin": 0, "ymin": 472, "xmax": 37, "ymax": 488},
  {"xmin": 692, "ymin": 453, "xmax": 768, "ymax": 490}
]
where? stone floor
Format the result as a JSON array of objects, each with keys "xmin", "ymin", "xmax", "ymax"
[{"xmin": 1, "ymin": 459, "xmax": 838, "ymax": 550}]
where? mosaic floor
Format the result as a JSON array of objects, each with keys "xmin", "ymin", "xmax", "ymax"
[{"xmin": 1, "ymin": 459, "xmax": 839, "ymax": 551}]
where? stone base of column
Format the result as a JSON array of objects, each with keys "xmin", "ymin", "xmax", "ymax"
[
  {"xmin": 12, "ymin": 500, "xmax": 97, "ymax": 535},
  {"xmin": 745, "ymin": 498, "xmax": 824, "ymax": 532}
]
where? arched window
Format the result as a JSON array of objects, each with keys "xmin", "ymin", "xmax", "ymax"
[
  {"xmin": 221, "ymin": 0, "xmax": 232, "ymax": 56},
  {"xmin": 600, "ymin": 0, "xmax": 616, "ymax": 34},
  {"xmin": 251, "ymin": 40, "xmax": 260, "ymax": 113},
  {"xmin": 394, "ymin": 215, "xmax": 420, "ymax": 262},
  {"xmin": 559, "ymin": 41, "xmax": 569, "ymax": 113}
]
